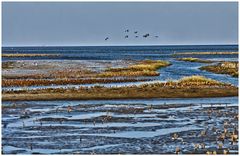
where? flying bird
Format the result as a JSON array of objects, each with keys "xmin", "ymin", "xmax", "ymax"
[
  {"xmin": 135, "ymin": 36, "xmax": 139, "ymax": 38},
  {"xmin": 143, "ymin": 33, "xmax": 150, "ymax": 38},
  {"xmin": 134, "ymin": 31, "xmax": 138, "ymax": 34},
  {"xmin": 125, "ymin": 35, "xmax": 129, "ymax": 38},
  {"xmin": 105, "ymin": 37, "xmax": 109, "ymax": 41},
  {"xmin": 125, "ymin": 29, "xmax": 129, "ymax": 32},
  {"xmin": 155, "ymin": 36, "xmax": 159, "ymax": 38}
]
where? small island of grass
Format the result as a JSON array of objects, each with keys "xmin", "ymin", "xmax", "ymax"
[
  {"xmin": 200, "ymin": 62, "xmax": 238, "ymax": 77},
  {"xmin": 98, "ymin": 60, "xmax": 171, "ymax": 77}
]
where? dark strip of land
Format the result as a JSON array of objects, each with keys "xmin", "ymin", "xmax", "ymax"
[
  {"xmin": 2, "ymin": 53, "xmax": 60, "ymax": 57},
  {"xmin": 2, "ymin": 78, "xmax": 153, "ymax": 87},
  {"xmin": 173, "ymin": 52, "xmax": 238, "ymax": 56}
]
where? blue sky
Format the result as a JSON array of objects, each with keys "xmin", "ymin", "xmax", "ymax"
[{"xmin": 2, "ymin": 2, "xmax": 238, "ymax": 46}]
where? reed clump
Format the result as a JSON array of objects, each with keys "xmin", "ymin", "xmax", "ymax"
[
  {"xmin": 139, "ymin": 75, "xmax": 228, "ymax": 88},
  {"xmin": 178, "ymin": 75, "xmax": 224, "ymax": 86},
  {"xmin": 200, "ymin": 62, "xmax": 238, "ymax": 77},
  {"xmin": 177, "ymin": 57, "xmax": 213, "ymax": 63}
]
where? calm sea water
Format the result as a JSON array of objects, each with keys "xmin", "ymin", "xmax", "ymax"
[{"xmin": 2, "ymin": 45, "xmax": 238, "ymax": 61}]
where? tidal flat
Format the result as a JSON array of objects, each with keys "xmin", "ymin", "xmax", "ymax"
[
  {"xmin": 2, "ymin": 98, "xmax": 238, "ymax": 154},
  {"xmin": 2, "ymin": 45, "xmax": 239, "ymax": 154}
]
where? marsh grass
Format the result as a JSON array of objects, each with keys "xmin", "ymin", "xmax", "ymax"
[
  {"xmin": 3, "ymin": 76, "xmax": 237, "ymax": 101},
  {"xmin": 98, "ymin": 60, "xmax": 171, "ymax": 77},
  {"xmin": 177, "ymin": 58, "xmax": 214, "ymax": 63},
  {"xmin": 178, "ymin": 75, "xmax": 223, "ymax": 86},
  {"xmin": 2, "ymin": 78, "xmax": 153, "ymax": 87},
  {"xmin": 200, "ymin": 62, "xmax": 238, "ymax": 77},
  {"xmin": 2, "ymin": 61, "xmax": 15, "ymax": 69}
]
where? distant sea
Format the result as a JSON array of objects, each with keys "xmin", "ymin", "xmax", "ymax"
[{"xmin": 2, "ymin": 45, "xmax": 238, "ymax": 61}]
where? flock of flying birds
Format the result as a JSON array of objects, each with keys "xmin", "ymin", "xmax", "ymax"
[{"xmin": 104, "ymin": 29, "xmax": 159, "ymax": 41}]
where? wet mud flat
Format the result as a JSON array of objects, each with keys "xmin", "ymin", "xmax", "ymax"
[{"xmin": 2, "ymin": 100, "xmax": 238, "ymax": 154}]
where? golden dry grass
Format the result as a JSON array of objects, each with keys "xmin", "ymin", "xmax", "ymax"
[
  {"xmin": 2, "ymin": 78, "xmax": 152, "ymax": 87},
  {"xmin": 3, "ymin": 76, "xmax": 237, "ymax": 101},
  {"xmin": 178, "ymin": 75, "xmax": 221, "ymax": 85},
  {"xmin": 200, "ymin": 62, "xmax": 238, "ymax": 77},
  {"xmin": 98, "ymin": 60, "xmax": 171, "ymax": 77}
]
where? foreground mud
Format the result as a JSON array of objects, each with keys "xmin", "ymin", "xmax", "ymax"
[{"xmin": 2, "ymin": 100, "xmax": 238, "ymax": 154}]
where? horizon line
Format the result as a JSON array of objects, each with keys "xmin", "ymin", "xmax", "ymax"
[{"xmin": 2, "ymin": 43, "xmax": 238, "ymax": 48}]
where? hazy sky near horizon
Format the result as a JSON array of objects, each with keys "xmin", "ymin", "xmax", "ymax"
[{"xmin": 2, "ymin": 2, "xmax": 238, "ymax": 46}]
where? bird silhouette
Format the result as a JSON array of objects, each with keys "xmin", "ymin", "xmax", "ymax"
[
  {"xmin": 135, "ymin": 36, "xmax": 139, "ymax": 38},
  {"xmin": 134, "ymin": 31, "xmax": 138, "ymax": 34},
  {"xmin": 125, "ymin": 29, "xmax": 129, "ymax": 32},
  {"xmin": 143, "ymin": 33, "xmax": 150, "ymax": 38},
  {"xmin": 125, "ymin": 35, "xmax": 129, "ymax": 38},
  {"xmin": 155, "ymin": 36, "xmax": 159, "ymax": 38},
  {"xmin": 105, "ymin": 37, "xmax": 109, "ymax": 41}
]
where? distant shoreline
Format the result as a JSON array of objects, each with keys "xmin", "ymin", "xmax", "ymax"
[{"xmin": 2, "ymin": 44, "xmax": 238, "ymax": 48}]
